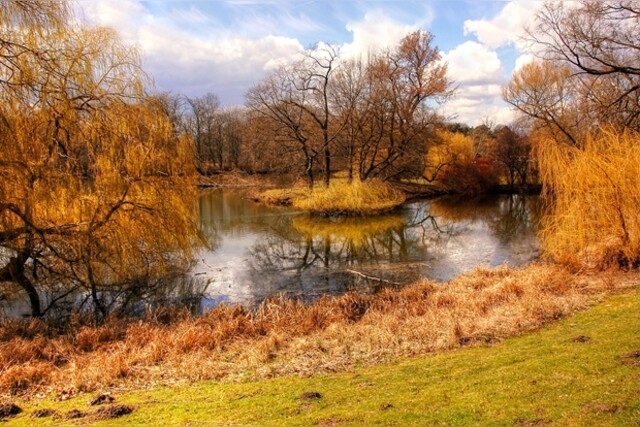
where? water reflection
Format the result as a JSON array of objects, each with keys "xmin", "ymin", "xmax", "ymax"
[
  {"xmin": 2, "ymin": 190, "xmax": 540, "ymax": 317},
  {"xmin": 193, "ymin": 190, "xmax": 541, "ymax": 307}
]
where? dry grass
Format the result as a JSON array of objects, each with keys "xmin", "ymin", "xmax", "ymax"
[
  {"xmin": 0, "ymin": 264, "xmax": 636, "ymax": 398},
  {"xmin": 258, "ymin": 179, "xmax": 407, "ymax": 215},
  {"xmin": 538, "ymin": 128, "xmax": 640, "ymax": 270}
]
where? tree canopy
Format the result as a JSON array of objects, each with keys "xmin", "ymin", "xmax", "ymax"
[{"xmin": 0, "ymin": 1, "xmax": 200, "ymax": 318}]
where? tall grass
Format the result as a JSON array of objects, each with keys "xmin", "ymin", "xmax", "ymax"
[
  {"xmin": 0, "ymin": 264, "xmax": 635, "ymax": 396},
  {"xmin": 538, "ymin": 128, "xmax": 640, "ymax": 269},
  {"xmin": 259, "ymin": 179, "xmax": 406, "ymax": 215}
]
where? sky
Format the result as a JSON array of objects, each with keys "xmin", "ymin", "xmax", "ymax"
[{"xmin": 75, "ymin": 0, "xmax": 545, "ymax": 126}]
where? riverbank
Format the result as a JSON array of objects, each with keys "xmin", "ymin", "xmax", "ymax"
[
  {"xmin": 197, "ymin": 171, "xmax": 280, "ymax": 188},
  {"xmin": 0, "ymin": 264, "xmax": 637, "ymax": 401},
  {"xmin": 2, "ymin": 281, "xmax": 638, "ymax": 425}
]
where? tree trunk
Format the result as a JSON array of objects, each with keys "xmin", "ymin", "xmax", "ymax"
[
  {"xmin": 0, "ymin": 253, "xmax": 41, "ymax": 317},
  {"xmin": 323, "ymin": 147, "xmax": 331, "ymax": 187},
  {"xmin": 306, "ymin": 157, "xmax": 314, "ymax": 189}
]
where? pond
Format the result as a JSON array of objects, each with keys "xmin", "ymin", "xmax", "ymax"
[
  {"xmin": 193, "ymin": 189, "xmax": 541, "ymax": 309},
  {"xmin": 0, "ymin": 189, "xmax": 541, "ymax": 317}
]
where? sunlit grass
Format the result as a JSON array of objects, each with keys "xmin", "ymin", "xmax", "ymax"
[
  {"xmin": 258, "ymin": 179, "xmax": 406, "ymax": 215},
  {"xmin": 5, "ymin": 286, "xmax": 639, "ymax": 426}
]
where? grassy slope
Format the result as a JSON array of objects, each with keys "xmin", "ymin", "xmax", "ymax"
[{"xmin": 9, "ymin": 287, "xmax": 639, "ymax": 426}]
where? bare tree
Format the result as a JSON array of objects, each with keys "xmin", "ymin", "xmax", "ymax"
[
  {"xmin": 520, "ymin": 0, "xmax": 640, "ymax": 133},
  {"xmin": 186, "ymin": 93, "xmax": 221, "ymax": 173},
  {"xmin": 247, "ymin": 67, "xmax": 319, "ymax": 188}
]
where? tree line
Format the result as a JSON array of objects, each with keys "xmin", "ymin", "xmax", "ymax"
[{"xmin": 161, "ymin": 32, "xmax": 536, "ymax": 194}]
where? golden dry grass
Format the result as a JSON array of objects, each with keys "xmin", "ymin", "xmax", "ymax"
[
  {"xmin": 258, "ymin": 179, "xmax": 406, "ymax": 215},
  {"xmin": 0, "ymin": 264, "xmax": 636, "ymax": 398},
  {"xmin": 538, "ymin": 128, "xmax": 640, "ymax": 270}
]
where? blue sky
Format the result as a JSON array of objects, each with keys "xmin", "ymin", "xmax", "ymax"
[{"xmin": 77, "ymin": 0, "xmax": 544, "ymax": 125}]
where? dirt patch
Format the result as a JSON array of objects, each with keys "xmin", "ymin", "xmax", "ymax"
[
  {"xmin": 571, "ymin": 335, "xmax": 592, "ymax": 343},
  {"xmin": 65, "ymin": 408, "xmax": 86, "ymax": 419},
  {"xmin": 90, "ymin": 392, "xmax": 115, "ymax": 406},
  {"xmin": 318, "ymin": 416, "xmax": 343, "ymax": 426},
  {"xmin": 514, "ymin": 418, "xmax": 552, "ymax": 426},
  {"xmin": 623, "ymin": 350, "xmax": 640, "ymax": 367},
  {"xmin": 587, "ymin": 403, "xmax": 626, "ymax": 413},
  {"xmin": 300, "ymin": 391, "xmax": 323, "ymax": 400},
  {"xmin": 0, "ymin": 403, "xmax": 22, "ymax": 419},
  {"xmin": 31, "ymin": 408, "xmax": 57, "ymax": 418},
  {"xmin": 93, "ymin": 404, "xmax": 134, "ymax": 420}
]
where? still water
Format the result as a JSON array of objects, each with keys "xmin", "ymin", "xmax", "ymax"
[
  {"xmin": 193, "ymin": 189, "xmax": 541, "ymax": 308},
  {"xmin": 1, "ymin": 190, "xmax": 541, "ymax": 317}
]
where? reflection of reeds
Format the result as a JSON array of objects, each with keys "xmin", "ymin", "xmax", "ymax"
[
  {"xmin": 292, "ymin": 215, "xmax": 405, "ymax": 248},
  {"xmin": 538, "ymin": 129, "xmax": 640, "ymax": 269},
  {"xmin": 0, "ymin": 263, "xmax": 634, "ymax": 396}
]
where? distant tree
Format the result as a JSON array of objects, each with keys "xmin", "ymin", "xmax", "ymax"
[
  {"xmin": 426, "ymin": 129, "xmax": 498, "ymax": 194},
  {"xmin": 503, "ymin": 60, "xmax": 587, "ymax": 147},
  {"xmin": 246, "ymin": 31, "xmax": 453, "ymax": 186},
  {"xmin": 506, "ymin": 0, "xmax": 640, "ymax": 145},
  {"xmin": 447, "ymin": 122, "xmax": 472, "ymax": 135},
  {"xmin": 186, "ymin": 93, "xmax": 221, "ymax": 173},
  {"xmin": 247, "ymin": 67, "xmax": 320, "ymax": 188},
  {"xmin": 494, "ymin": 126, "xmax": 532, "ymax": 187},
  {"xmin": 358, "ymin": 31, "xmax": 452, "ymax": 181}
]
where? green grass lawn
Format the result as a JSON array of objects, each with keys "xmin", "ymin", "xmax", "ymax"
[{"xmin": 7, "ymin": 287, "xmax": 640, "ymax": 426}]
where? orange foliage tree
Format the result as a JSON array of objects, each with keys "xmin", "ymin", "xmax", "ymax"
[{"xmin": 0, "ymin": 1, "xmax": 200, "ymax": 317}]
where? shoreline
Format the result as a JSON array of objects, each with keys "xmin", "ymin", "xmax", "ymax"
[
  {"xmin": 196, "ymin": 172, "xmax": 542, "ymax": 210},
  {"xmin": 1, "ymin": 263, "xmax": 637, "ymax": 401},
  {"xmin": 3, "ymin": 285, "xmax": 638, "ymax": 425}
]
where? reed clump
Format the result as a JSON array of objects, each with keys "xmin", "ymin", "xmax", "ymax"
[
  {"xmin": 258, "ymin": 179, "xmax": 406, "ymax": 215},
  {"xmin": 0, "ymin": 263, "xmax": 636, "ymax": 397},
  {"xmin": 538, "ymin": 128, "xmax": 640, "ymax": 270}
]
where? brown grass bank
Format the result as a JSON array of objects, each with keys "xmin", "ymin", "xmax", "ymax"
[{"xmin": 0, "ymin": 264, "xmax": 637, "ymax": 399}]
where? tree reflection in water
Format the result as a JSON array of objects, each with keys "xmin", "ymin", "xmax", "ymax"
[
  {"xmin": 192, "ymin": 190, "xmax": 541, "ymax": 308},
  {"xmin": 2, "ymin": 191, "xmax": 541, "ymax": 317}
]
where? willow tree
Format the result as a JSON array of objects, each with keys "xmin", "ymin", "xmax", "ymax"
[
  {"xmin": 0, "ymin": 1, "xmax": 200, "ymax": 317},
  {"xmin": 503, "ymin": 0, "xmax": 640, "ymax": 268}
]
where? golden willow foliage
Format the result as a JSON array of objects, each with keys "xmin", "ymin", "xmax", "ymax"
[
  {"xmin": 503, "ymin": 2, "xmax": 640, "ymax": 270},
  {"xmin": 537, "ymin": 129, "xmax": 640, "ymax": 269},
  {"xmin": 0, "ymin": 1, "xmax": 199, "ymax": 317}
]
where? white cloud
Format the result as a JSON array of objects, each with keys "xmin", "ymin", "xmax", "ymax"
[
  {"xmin": 443, "ymin": 41, "xmax": 502, "ymax": 85},
  {"xmin": 438, "ymin": 41, "xmax": 510, "ymax": 125},
  {"xmin": 341, "ymin": 9, "xmax": 431, "ymax": 59},
  {"xmin": 463, "ymin": 1, "xmax": 542, "ymax": 50},
  {"xmin": 439, "ymin": 90, "xmax": 514, "ymax": 126},
  {"xmin": 514, "ymin": 53, "xmax": 535, "ymax": 73},
  {"xmin": 76, "ymin": 0, "xmax": 303, "ymax": 102}
]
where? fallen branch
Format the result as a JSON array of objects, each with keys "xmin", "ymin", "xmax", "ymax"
[{"xmin": 345, "ymin": 269, "xmax": 403, "ymax": 286}]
